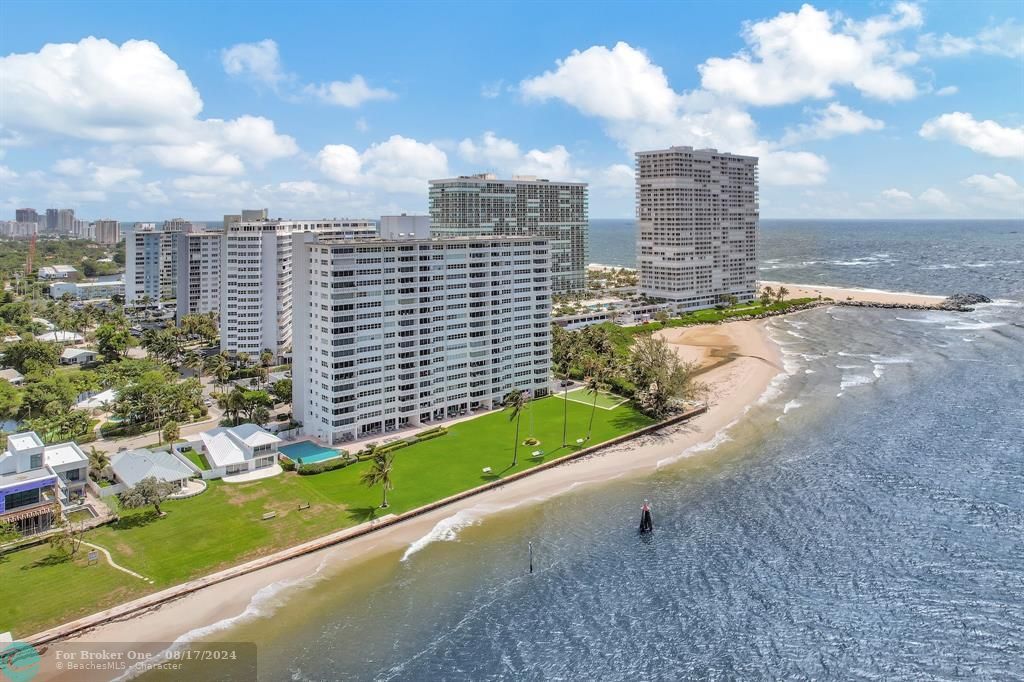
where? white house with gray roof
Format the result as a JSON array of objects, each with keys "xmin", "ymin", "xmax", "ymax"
[
  {"xmin": 181, "ymin": 423, "xmax": 282, "ymax": 479},
  {"xmin": 108, "ymin": 449, "xmax": 193, "ymax": 495}
]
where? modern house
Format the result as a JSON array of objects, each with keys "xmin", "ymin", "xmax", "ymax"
[
  {"xmin": 108, "ymin": 449, "xmax": 193, "ymax": 494},
  {"xmin": 0, "ymin": 432, "xmax": 89, "ymax": 536},
  {"xmin": 182, "ymin": 424, "xmax": 282, "ymax": 478},
  {"xmin": 60, "ymin": 347, "xmax": 98, "ymax": 366}
]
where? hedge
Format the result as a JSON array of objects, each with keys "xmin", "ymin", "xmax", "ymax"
[{"xmin": 296, "ymin": 456, "xmax": 349, "ymax": 475}]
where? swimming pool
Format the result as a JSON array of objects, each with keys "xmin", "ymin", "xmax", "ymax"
[{"xmin": 279, "ymin": 441, "xmax": 342, "ymax": 464}]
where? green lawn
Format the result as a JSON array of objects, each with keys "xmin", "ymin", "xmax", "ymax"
[
  {"xmin": 559, "ymin": 388, "xmax": 627, "ymax": 409},
  {"xmin": 182, "ymin": 449, "xmax": 209, "ymax": 470},
  {"xmin": 0, "ymin": 396, "xmax": 654, "ymax": 637},
  {"xmin": 0, "ymin": 544, "xmax": 143, "ymax": 638}
]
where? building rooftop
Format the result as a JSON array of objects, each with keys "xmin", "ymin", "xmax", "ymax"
[
  {"xmin": 0, "ymin": 368, "xmax": 24, "ymax": 383},
  {"xmin": 7, "ymin": 432, "xmax": 43, "ymax": 453},
  {"xmin": 38, "ymin": 265, "xmax": 78, "ymax": 275},
  {"xmin": 111, "ymin": 449, "xmax": 192, "ymax": 487},
  {"xmin": 35, "ymin": 331, "xmax": 84, "ymax": 343},
  {"xmin": 43, "ymin": 443, "xmax": 88, "ymax": 468},
  {"xmin": 61, "ymin": 347, "xmax": 96, "ymax": 360},
  {"xmin": 430, "ymin": 174, "xmax": 587, "ymax": 186}
]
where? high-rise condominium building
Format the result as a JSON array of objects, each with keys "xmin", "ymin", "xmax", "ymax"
[
  {"xmin": 45, "ymin": 209, "xmax": 58, "ymax": 232},
  {"xmin": 94, "ymin": 219, "xmax": 120, "ymax": 245},
  {"xmin": 175, "ymin": 230, "xmax": 223, "ymax": 324},
  {"xmin": 220, "ymin": 219, "xmax": 376, "ymax": 358},
  {"xmin": 57, "ymin": 209, "xmax": 75, "ymax": 234},
  {"xmin": 635, "ymin": 146, "xmax": 758, "ymax": 309},
  {"xmin": 292, "ymin": 234, "xmax": 552, "ymax": 445},
  {"xmin": 429, "ymin": 174, "xmax": 588, "ymax": 293},
  {"xmin": 125, "ymin": 222, "xmax": 183, "ymax": 304},
  {"xmin": 16, "ymin": 209, "xmax": 40, "ymax": 225}
]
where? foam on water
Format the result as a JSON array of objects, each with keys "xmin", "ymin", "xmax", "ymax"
[{"xmin": 401, "ymin": 510, "xmax": 482, "ymax": 562}]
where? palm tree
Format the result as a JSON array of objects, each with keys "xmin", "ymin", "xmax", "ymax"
[
  {"xmin": 259, "ymin": 348, "xmax": 274, "ymax": 371},
  {"xmin": 503, "ymin": 389, "xmax": 528, "ymax": 468},
  {"xmin": 759, "ymin": 288, "xmax": 773, "ymax": 306},
  {"xmin": 584, "ymin": 360, "xmax": 608, "ymax": 441},
  {"xmin": 776, "ymin": 286, "xmax": 789, "ymax": 303},
  {"xmin": 183, "ymin": 351, "xmax": 203, "ymax": 380},
  {"xmin": 237, "ymin": 351, "xmax": 251, "ymax": 368},
  {"xmin": 206, "ymin": 354, "xmax": 229, "ymax": 393},
  {"xmin": 556, "ymin": 338, "xmax": 580, "ymax": 448},
  {"xmin": 360, "ymin": 451, "xmax": 395, "ymax": 508},
  {"xmin": 87, "ymin": 445, "xmax": 109, "ymax": 481}
]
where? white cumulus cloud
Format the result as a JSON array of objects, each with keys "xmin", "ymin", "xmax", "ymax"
[
  {"xmin": 317, "ymin": 135, "xmax": 448, "ymax": 193},
  {"xmin": 0, "ymin": 37, "xmax": 298, "ymax": 175},
  {"xmin": 918, "ymin": 19, "xmax": 1024, "ymax": 58},
  {"xmin": 962, "ymin": 173, "xmax": 1024, "ymax": 202},
  {"xmin": 305, "ymin": 75, "xmax": 396, "ymax": 108},
  {"xmin": 782, "ymin": 102, "xmax": 885, "ymax": 144},
  {"xmin": 221, "ymin": 39, "xmax": 286, "ymax": 88},
  {"xmin": 919, "ymin": 112, "xmax": 1024, "ymax": 159},
  {"xmin": 881, "ymin": 188, "xmax": 913, "ymax": 200},
  {"xmin": 697, "ymin": 3, "xmax": 922, "ymax": 106}
]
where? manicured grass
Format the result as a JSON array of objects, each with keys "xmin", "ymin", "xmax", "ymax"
[
  {"xmin": 0, "ymin": 396, "xmax": 654, "ymax": 636},
  {"xmin": 0, "ymin": 544, "xmax": 143, "ymax": 638},
  {"xmin": 182, "ymin": 449, "xmax": 209, "ymax": 470},
  {"xmin": 559, "ymin": 388, "xmax": 628, "ymax": 409}
]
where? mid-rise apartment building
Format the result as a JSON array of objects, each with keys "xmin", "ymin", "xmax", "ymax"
[
  {"xmin": 220, "ymin": 219, "xmax": 376, "ymax": 358},
  {"xmin": 429, "ymin": 174, "xmax": 588, "ymax": 293},
  {"xmin": 0, "ymin": 221, "xmax": 39, "ymax": 238},
  {"xmin": 176, "ymin": 230, "xmax": 223, "ymax": 323},
  {"xmin": 635, "ymin": 146, "xmax": 758, "ymax": 309},
  {"xmin": 125, "ymin": 221, "xmax": 183, "ymax": 304},
  {"xmin": 292, "ymin": 234, "xmax": 552, "ymax": 445}
]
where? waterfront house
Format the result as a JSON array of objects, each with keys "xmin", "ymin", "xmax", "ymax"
[
  {"xmin": 0, "ymin": 431, "xmax": 89, "ymax": 536},
  {"xmin": 109, "ymin": 449, "xmax": 193, "ymax": 493},
  {"xmin": 182, "ymin": 423, "xmax": 282, "ymax": 478}
]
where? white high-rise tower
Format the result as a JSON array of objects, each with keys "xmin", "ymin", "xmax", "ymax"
[{"xmin": 635, "ymin": 146, "xmax": 758, "ymax": 309}]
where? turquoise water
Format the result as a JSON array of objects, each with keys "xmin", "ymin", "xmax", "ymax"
[{"xmin": 278, "ymin": 441, "xmax": 340, "ymax": 464}]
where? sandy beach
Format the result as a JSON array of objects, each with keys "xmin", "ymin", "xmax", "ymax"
[
  {"xmin": 35, "ymin": 319, "xmax": 781, "ymax": 677},
  {"xmin": 761, "ymin": 280, "xmax": 946, "ymax": 306}
]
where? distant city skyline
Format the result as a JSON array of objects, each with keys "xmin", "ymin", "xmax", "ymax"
[{"xmin": 1, "ymin": 1, "xmax": 1022, "ymax": 220}]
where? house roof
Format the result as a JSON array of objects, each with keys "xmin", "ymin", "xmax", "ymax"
[
  {"xmin": 0, "ymin": 368, "xmax": 24, "ymax": 383},
  {"xmin": 75, "ymin": 388, "xmax": 117, "ymax": 410},
  {"xmin": 229, "ymin": 423, "xmax": 282, "ymax": 447},
  {"xmin": 199, "ymin": 431, "xmax": 246, "ymax": 468},
  {"xmin": 35, "ymin": 331, "xmax": 84, "ymax": 343},
  {"xmin": 61, "ymin": 347, "xmax": 96, "ymax": 360},
  {"xmin": 197, "ymin": 424, "xmax": 281, "ymax": 468},
  {"xmin": 44, "ymin": 442, "xmax": 88, "ymax": 468},
  {"xmin": 111, "ymin": 449, "xmax": 192, "ymax": 487}
]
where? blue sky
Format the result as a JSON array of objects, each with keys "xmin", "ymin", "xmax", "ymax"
[{"xmin": 1, "ymin": 0, "xmax": 1021, "ymax": 221}]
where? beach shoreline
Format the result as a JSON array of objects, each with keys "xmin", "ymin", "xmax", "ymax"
[
  {"xmin": 760, "ymin": 280, "xmax": 946, "ymax": 306},
  {"xmin": 33, "ymin": 318, "xmax": 782, "ymax": 675}
]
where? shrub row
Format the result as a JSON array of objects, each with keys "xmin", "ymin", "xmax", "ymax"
[{"xmin": 292, "ymin": 426, "xmax": 450, "ymax": 475}]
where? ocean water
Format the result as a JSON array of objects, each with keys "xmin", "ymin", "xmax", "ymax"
[
  {"xmin": 148, "ymin": 221, "xmax": 1023, "ymax": 681},
  {"xmin": 591, "ymin": 219, "xmax": 1024, "ymax": 301}
]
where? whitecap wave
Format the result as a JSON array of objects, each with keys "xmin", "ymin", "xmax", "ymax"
[
  {"xmin": 656, "ymin": 426, "xmax": 734, "ymax": 468},
  {"xmin": 943, "ymin": 321, "xmax": 1008, "ymax": 331},
  {"xmin": 401, "ymin": 510, "xmax": 481, "ymax": 562},
  {"xmin": 783, "ymin": 400, "xmax": 802, "ymax": 414},
  {"xmin": 837, "ymin": 374, "xmax": 875, "ymax": 396}
]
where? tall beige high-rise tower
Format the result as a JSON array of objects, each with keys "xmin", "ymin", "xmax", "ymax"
[{"xmin": 635, "ymin": 146, "xmax": 758, "ymax": 309}]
